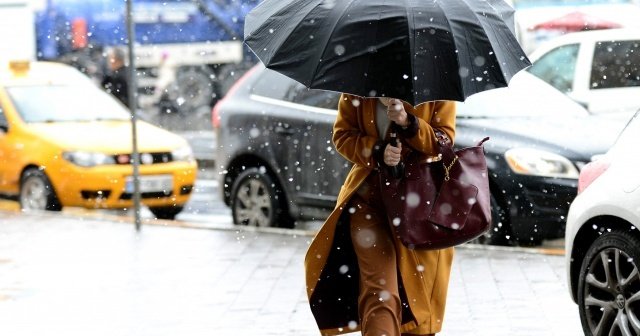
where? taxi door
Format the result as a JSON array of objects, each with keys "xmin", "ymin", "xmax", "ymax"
[{"xmin": 0, "ymin": 102, "xmax": 9, "ymax": 192}]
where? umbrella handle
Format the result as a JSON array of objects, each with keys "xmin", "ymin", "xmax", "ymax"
[{"xmin": 388, "ymin": 132, "xmax": 405, "ymax": 179}]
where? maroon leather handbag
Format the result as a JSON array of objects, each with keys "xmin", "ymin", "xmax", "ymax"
[{"xmin": 379, "ymin": 131, "xmax": 491, "ymax": 250}]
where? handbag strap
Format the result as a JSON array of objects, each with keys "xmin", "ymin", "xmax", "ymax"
[{"xmin": 434, "ymin": 129, "xmax": 457, "ymax": 166}]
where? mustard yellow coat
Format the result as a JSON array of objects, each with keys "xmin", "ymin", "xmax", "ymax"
[{"xmin": 304, "ymin": 94, "xmax": 457, "ymax": 335}]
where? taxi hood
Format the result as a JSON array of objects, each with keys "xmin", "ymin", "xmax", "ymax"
[{"xmin": 27, "ymin": 120, "xmax": 189, "ymax": 153}]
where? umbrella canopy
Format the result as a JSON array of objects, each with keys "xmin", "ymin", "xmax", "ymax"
[
  {"xmin": 532, "ymin": 11, "xmax": 622, "ymax": 32},
  {"xmin": 244, "ymin": 0, "xmax": 531, "ymax": 106}
]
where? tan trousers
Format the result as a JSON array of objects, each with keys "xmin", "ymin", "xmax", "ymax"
[
  {"xmin": 350, "ymin": 173, "xmax": 435, "ymax": 336},
  {"xmin": 350, "ymin": 175, "xmax": 401, "ymax": 336}
]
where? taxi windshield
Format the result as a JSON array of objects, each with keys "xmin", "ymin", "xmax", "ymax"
[{"xmin": 6, "ymin": 85, "xmax": 130, "ymax": 123}]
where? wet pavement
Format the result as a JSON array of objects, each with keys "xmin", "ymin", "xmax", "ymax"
[{"xmin": 0, "ymin": 210, "xmax": 582, "ymax": 336}]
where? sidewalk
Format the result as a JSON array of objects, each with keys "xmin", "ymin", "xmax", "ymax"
[{"xmin": 0, "ymin": 211, "xmax": 582, "ymax": 336}]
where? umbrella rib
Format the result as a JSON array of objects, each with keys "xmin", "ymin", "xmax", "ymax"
[
  {"xmin": 456, "ymin": 1, "xmax": 489, "ymax": 92},
  {"xmin": 246, "ymin": 0, "xmax": 322, "ymax": 67},
  {"xmin": 470, "ymin": 0, "xmax": 525, "ymax": 84},
  {"xmin": 433, "ymin": 0, "xmax": 463, "ymax": 99},
  {"xmin": 263, "ymin": 0, "xmax": 323, "ymax": 69},
  {"xmin": 364, "ymin": 0, "xmax": 384, "ymax": 96},
  {"xmin": 405, "ymin": 0, "xmax": 416, "ymax": 104},
  {"xmin": 309, "ymin": 0, "xmax": 359, "ymax": 87},
  {"xmin": 475, "ymin": 1, "xmax": 506, "ymax": 81}
]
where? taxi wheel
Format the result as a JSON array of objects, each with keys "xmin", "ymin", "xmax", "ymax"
[
  {"xmin": 20, "ymin": 168, "xmax": 62, "ymax": 211},
  {"xmin": 149, "ymin": 206, "xmax": 184, "ymax": 220},
  {"xmin": 230, "ymin": 168, "xmax": 293, "ymax": 228}
]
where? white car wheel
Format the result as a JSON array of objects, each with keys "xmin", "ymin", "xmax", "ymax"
[{"xmin": 578, "ymin": 231, "xmax": 640, "ymax": 336}]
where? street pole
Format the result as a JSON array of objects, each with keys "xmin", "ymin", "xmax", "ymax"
[{"xmin": 125, "ymin": 0, "xmax": 142, "ymax": 231}]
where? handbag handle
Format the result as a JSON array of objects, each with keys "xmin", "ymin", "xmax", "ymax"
[
  {"xmin": 434, "ymin": 129, "xmax": 490, "ymax": 179},
  {"xmin": 434, "ymin": 129, "xmax": 457, "ymax": 167}
]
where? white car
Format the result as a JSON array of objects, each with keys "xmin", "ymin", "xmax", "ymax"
[
  {"xmin": 565, "ymin": 110, "xmax": 640, "ymax": 335},
  {"xmin": 528, "ymin": 29, "xmax": 640, "ymax": 116}
]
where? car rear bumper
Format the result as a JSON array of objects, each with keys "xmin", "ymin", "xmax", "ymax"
[{"xmin": 51, "ymin": 161, "xmax": 198, "ymax": 209}]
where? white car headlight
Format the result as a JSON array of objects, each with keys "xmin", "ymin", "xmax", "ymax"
[
  {"xmin": 172, "ymin": 145, "xmax": 195, "ymax": 162},
  {"xmin": 62, "ymin": 151, "xmax": 116, "ymax": 167},
  {"xmin": 504, "ymin": 148, "xmax": 579, "ymax": 179}
]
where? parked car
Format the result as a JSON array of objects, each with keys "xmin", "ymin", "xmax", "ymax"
[
  {"xmin": 565, "ymin": 110, "xmax": 640, "ymax": 335},
  {"xmin": 0, "ymin": 61, "xmax": 197, "ymax": 219},
  {"xmin": 528, "ymin": 29, "xmax": 640, "ymax": 116},
  {"xmin": 213, "ymin": 64, "xmax": 626, "ymax": 245}
]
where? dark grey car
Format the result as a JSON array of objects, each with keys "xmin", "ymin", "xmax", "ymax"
[
  {"xmin": 213, "ymin": 66, "xmax": 345, "ymax": 228},
  {"xmin": 213, "ymin": 64, "xmax": 627, "ymax": 245}
]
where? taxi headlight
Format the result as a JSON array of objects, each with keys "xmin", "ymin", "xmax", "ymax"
[
  {"xmin": 62, "ymin": 151, "xmax": 116, "ymax": 167},
  {"xmin": 505, "ymin": 148, "xmax": 579, "ymax": 179},
  {"xmin": 171, "ymin": 145, "xmax": 194, "ymax": 162}
]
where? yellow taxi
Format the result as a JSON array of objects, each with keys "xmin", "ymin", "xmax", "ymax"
[{"xmin": 0, "ymin": 61, "xmax": 197, "ymax": 219}]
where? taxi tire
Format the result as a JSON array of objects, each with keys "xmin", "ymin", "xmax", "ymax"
[
  {"xmin": 20, "ymin": 168, "xmax": 62, "ymax": 211},
  {"xmin": 149, "ymin": 206, "xmax": 184, "ymax": 220}
]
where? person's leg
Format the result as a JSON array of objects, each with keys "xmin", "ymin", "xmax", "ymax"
[{"xmin": 349, "ymin": 191, "xmax": 401, "ymax": 336}]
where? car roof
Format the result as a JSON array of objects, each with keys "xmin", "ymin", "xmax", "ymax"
[
  {"xmin": 246, "ymin": 63, "xmax": 588, "ymax": 119},
  {"xmin": 530, "ymin": 28, "xmax": 640, "ymax": 60},
  {"xmin": 1, "ymin": 61, "xmax": 94, "ymax": 87},
  {"xmin": 550, "ymin": 28, "xmax": 640, "ymax": 43}
]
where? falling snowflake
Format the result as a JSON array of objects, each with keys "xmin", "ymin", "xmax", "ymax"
[
  {"xmin": 379, "ymin": 290, "xmax": 391, "ymax": 302},
  {"xmin": 459, "ymin": 67, "xmax": 470, "ymax": 78},
  {"xmin": 406, "ymin": 192, "xmax": 420, "ymax": 208}
]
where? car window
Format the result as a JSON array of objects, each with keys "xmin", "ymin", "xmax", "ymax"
[
  {"xmin": 286, "ymin": 83, "xmax": 340, "ymax": 110},
  {"xmin": 590, "ymin": 40, "xmax": 640, "ymax": 90},
  {"xmin": 6, "ymin": 85, "xmax": 131, "ymax": 123},
  {"xmin": 528, "ymin": 44, "xmax": 580, "ymax": 93},
  {"xmin": 250, "ymin": 69, "xmax": 295, "ymax": 100}
]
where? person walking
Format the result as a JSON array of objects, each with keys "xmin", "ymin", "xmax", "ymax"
[
  {"xmin": 304, "ymin": 95, "xmax": 456, "ymax": 336},
  {"xmin": 101, "ymin": 48, "xmax": 130, "ymax": 108}
]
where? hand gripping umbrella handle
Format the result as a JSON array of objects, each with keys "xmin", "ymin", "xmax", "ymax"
[{"xmin": 388, "ymin": 131, "xmax": 405, "ymax": 179}]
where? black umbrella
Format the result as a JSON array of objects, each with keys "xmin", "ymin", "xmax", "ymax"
[{"xmin": 244, "ymin": 0, "xmax": 531, "ymax": 106}]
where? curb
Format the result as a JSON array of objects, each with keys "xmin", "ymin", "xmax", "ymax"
[
  {"xmin": 458, "ymin": 242, "xmax": 565, "ymax": 256},
  {"xmin": 0, "ymin": 208, "xmax": 564, "ymax": 255},
  {"xmin": 0, "ymin": 207, "xmax": 317, "ymax": 237}
]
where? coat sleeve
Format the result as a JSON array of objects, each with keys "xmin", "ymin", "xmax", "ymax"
[
  {"xmin": 332, "ymin": 94, "xmax": 382, "ymax": 168},
  {"xmin": 396, "ymin": 101, "xmax": 456, "ymax": 157}
]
